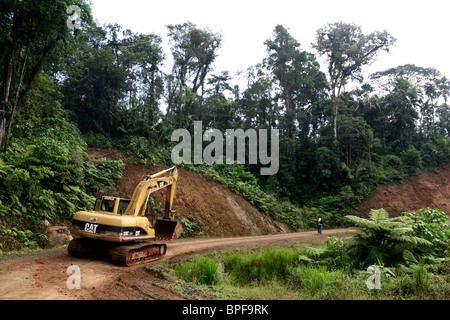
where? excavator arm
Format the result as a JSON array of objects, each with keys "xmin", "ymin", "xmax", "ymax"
[
  {"xmin": 124, "ymin": 166, "xmax": 178, "ymax": 218},
  {"xmin": 123, "ymin": 166, "xmax": 182, "ymax": 239}
]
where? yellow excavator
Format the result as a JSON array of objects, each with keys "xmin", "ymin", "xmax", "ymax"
[{"xmin": 68, "ymin": 166, "xmax": 182, "ymax": 266}]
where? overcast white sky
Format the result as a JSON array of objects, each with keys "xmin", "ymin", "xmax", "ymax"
[{"xmin": 90, "ymin": 0, "xmax": 450, "ymax": 88}]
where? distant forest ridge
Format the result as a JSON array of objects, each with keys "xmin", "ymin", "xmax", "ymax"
[{"xmin": 0, "ymin": 1, "xmax": 449, "ymax": 225}]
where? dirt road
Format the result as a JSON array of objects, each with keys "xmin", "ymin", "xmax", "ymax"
[{"xmin": 0, "ymin": 229, "xmax": 355, "ymax": 300}]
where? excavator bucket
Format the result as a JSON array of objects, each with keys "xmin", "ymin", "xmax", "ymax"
[{"xmin": 154, "ymin": 217, "xmax": 183, "ymax": 240}]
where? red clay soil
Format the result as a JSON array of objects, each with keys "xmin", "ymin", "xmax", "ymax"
[
  {"xmin": 88, "ymin": 148, "xmax": 290, "ymax": 237},
  {"xmin": 354, "ymin": 163, "xmax": 450, "ymax": 218}
]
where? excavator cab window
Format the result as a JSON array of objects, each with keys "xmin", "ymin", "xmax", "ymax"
[
  {"xmin": 100, "ymin": 198, "xmax": 116, "ymax": 212},
  {"xmin": 117, "ymin": 199, "xmax": 130, "ymax": 215}
]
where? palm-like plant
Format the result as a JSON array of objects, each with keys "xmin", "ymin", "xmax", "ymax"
[{"xmin": 345, "ymin": 209, "xmax": 431, "ymax": 266}]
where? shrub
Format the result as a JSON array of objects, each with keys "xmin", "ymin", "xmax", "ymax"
[
  {"xmin": 373, "ymin": 155, "xmax": 406, "ymax": 184},
  {"xmin": 84, "ymin": 157, "xmax": 125, "ymax": 194},
  {"xmin": 1, "ymin": 227, "xmax": 39, "ymax": 249},
  {"xmin": 178, "ymin": 213, "xmax": 204, "ymax": 238},
  {"xmin": 83, "ymin": 131, "xmax": 113, "ymax": 149},
  {"xmin": 0, "ymin": 117, "xmax": 123, "ymax": 249},
  {"xmin": 324, "ymin": 235, "xmax": 353, "ymax": 270},
  {"xmin": 113, "ymin": 135, "xmax": 150, "ymax": 161},
  {"xmin": 401, "ymin": 146, "xmax": 422, "ymax": 175},
  {"xmin": 402, "ymin": 208, "xmax": 450, "ymax": 254}
]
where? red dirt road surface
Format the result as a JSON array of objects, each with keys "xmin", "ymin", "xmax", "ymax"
[{"xmin": 0, "ymin": 228, "xmax": 355, "ymax": 300}]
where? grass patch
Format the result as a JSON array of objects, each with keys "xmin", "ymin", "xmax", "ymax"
[
  {"xmin": 167, "ymin": 245, "xmax": 450, "ymax": 300},
  {"xmin": 174, "ymin": 256, "xmax": 220, "ymax": 285},
  {"xmin": 223, "ymin": 247, "xmax": 308, "ymax": 285}
]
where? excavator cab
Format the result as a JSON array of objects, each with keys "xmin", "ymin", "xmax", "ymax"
[{"xmin": 92, "ymin": 197, "xmax": 130, "ymax": 215}]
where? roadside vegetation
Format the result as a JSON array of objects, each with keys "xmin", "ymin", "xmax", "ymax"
[{"xmin": 165, "ymin": 208, "xmax": 449, "ymax": 300}]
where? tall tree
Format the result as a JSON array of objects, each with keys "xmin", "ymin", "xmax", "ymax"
[
  {"xmin": 61, "ymin": 24, "xmax": 128, "ymax": 135},
  {"xmin": 61, "ymin": 23, "xmax": 165, "ymax": 143},
  {"xmin": 237, "ymin": 65, "xmax": 278, "ymax": 130},
  {"xmin": 166, "ymin": 22, "xmax": 222, "ymax": 129},
  {"xmin": 0, "ymin": 0, "xmax": 91, "ymax": 150},
  {"xmin": 122, "ymin": 32, "xmax": 165, "ymax": 149},
  {"xmin": 264, "ymin": 24, "xmax": 327, "ymax": 138},
  {"xmin": 369, "ymin": 64, "xmax": 450, "ymax": 138},
  {"xmin": 312, "ymin": 22, "xmax": 396, "ymax": 140}
]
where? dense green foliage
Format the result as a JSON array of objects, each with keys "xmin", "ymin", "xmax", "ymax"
[
  {"xmin": 402, "ymin": 208, "xmax": 450, "ymax": 254},
  {"xmin": 0, "ymin": 1, "xmax": 449, "ymax": 253},
  {"xmin": 0, "ymin": 115, "xmax": 125, "ymax": 251}
]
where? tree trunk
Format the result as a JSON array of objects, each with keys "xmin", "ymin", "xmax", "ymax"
[
  {"xmin": 0, "ymin": 112, "xmax": 6, "ymax": 151},
  {"xmin": 0, "ymin": 11, "xmax": 22, "ymax": 151},
  {"xmin": 4, "ymin": 50, "xmax": 28, "ymax": 150},
  {"xmin": 0, "ymin": 54, "xmax": 14, "ymax": 151},
  {"xmin": 1, "ymin": 34, "xmax": 51, "ymax": 151},
  {"xmin": 331, "ymin": 81, "xmax": 342, "ymax": 141},
  {"xmin": 332, "ymin": 95, "xmax": 338, "ymax": 140}
]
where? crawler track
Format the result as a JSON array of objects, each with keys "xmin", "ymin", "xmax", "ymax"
[
  {"xmin": 68, "ymin": 238, "xmax": 167, "ymax": 266},
  {"xmin": 111, "ymin": 242, "xmax": 167, "ymax": 266}
]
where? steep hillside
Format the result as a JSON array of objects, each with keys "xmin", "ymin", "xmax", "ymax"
[
  {"xmin": 87, "ymin": 148, "xmax": 290, "ymax": 237},
  {"xmin": 354, "ymin": 163, "xmax": 450, "ymax": 217}
]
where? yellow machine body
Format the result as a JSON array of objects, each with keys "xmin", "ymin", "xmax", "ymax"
[
  {"xmin": 70, "ymin": 197, "xmax": 156, "ymax": 242},
  {"xmin": 70, "ymin": 166, "xmax": 181, "ymax": 242}
]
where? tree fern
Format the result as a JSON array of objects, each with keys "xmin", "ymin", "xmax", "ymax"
[{"xmin": 345, "ymin": 209, "xmax": 432, "ymax": 266}]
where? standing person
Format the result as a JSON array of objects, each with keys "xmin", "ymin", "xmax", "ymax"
[{"xmin": 318, "ymin": 217, "xmax": 323, "ymax": 234}]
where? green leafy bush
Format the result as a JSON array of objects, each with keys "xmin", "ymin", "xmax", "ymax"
[
  {"xmin": 402, "ymin": 208, "xmax": 450, "ymax": 254},
  {"xmin": 401, "ymin": 146, "xmax": 423, "ymax": 175},
  {"xmin": 373, "ymin": 155, "xmax": 407, "ymax": 184},
  {"xmin": 1, "ymin": 227, "xmax": 41, "ymax": 249},
  {"xmin": 83, "ymin": 131, "xmax": 113, "ymax": 149},
  {"xmin": 178, "ymin": 213, "xmax": 204, "ymax": 238},
  {"xmin": 84, "ymin": 158, "xmax": 125, "ymax": 194},
  {"xmin": 0, "ymin": 117, "xmax": 125, "ymax": 251}
]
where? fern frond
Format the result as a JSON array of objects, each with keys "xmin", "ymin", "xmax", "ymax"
[
  {"xmin": 345, "ymin": 215, "xmax": 376, "ymax": 230},
  {"xmin": 391, "ymin": 227, "xmax": 414, "ymax": 236},
  {"xmin": 409, "ymin": 236, "xmax": 432, "ymax": 246},
  {"xmin": 402, "ymin": 250, "xmax": 418, "ymax": 266},
  {"xmin": 297, "ymin": 255, "xmax": 314, "ymax": 264},
  {"xmin": 306, "ymin": 246, "xmax": 327, "ymax": 258},
  {"xmin": 392, "ymin": 234, "xmax": 432, "ymax": 246},
  {"xmin": 369, "ymin": 208, "xmax": 389, "ymax": 222}
]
